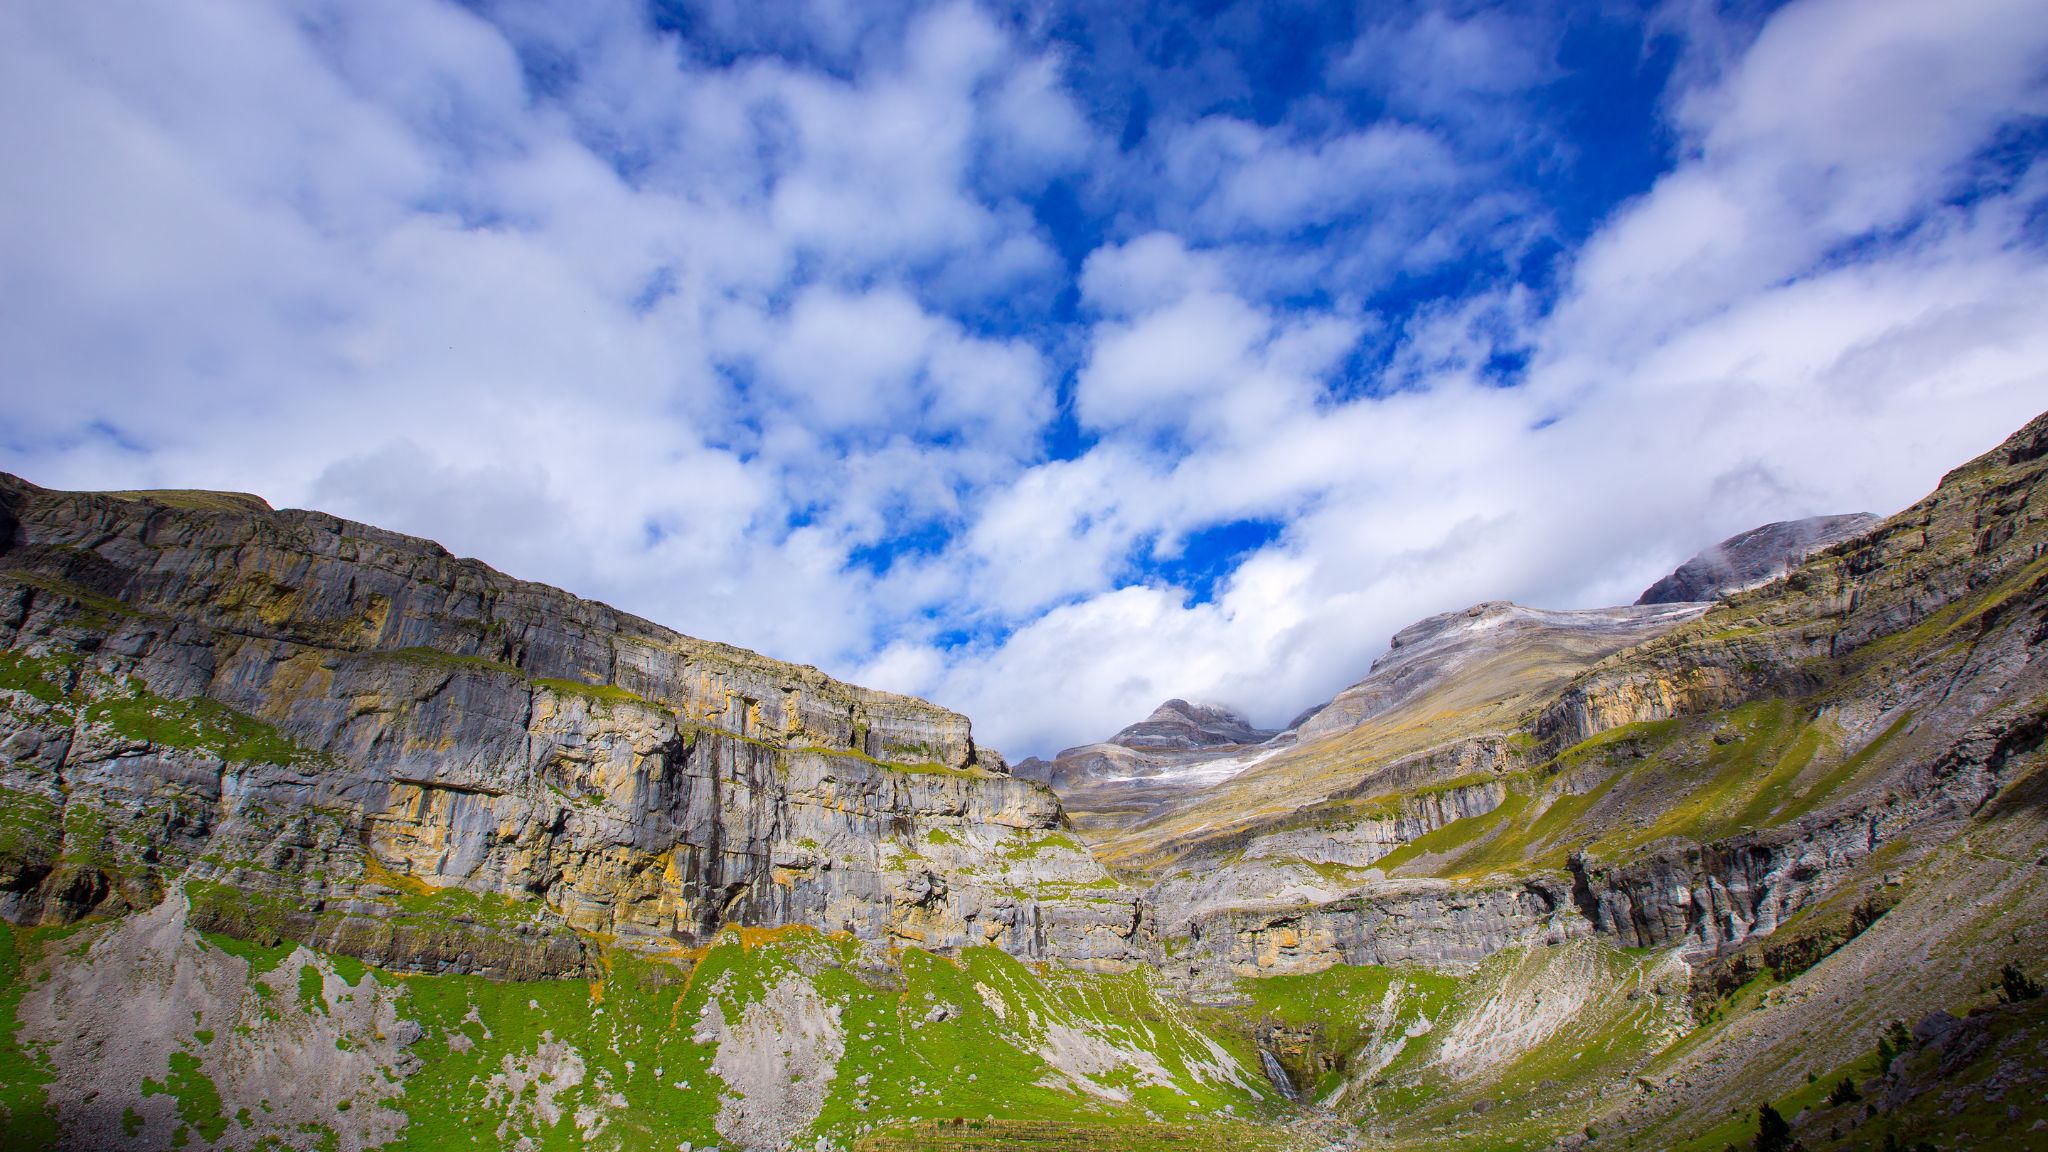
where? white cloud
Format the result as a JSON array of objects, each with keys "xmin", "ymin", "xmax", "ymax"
[
  {"xmin": 1078, "ymin": 293, "xmax": 1273, "ymax": 427},
  {"xmin": 1156, "ymin": 117, "xmax": 1462, "ymax": 235},
  {"xmin": 984, "ymin": 50, "xmax": 1095, "ymax": 183},
  {"xmin": 1075, "ymin": 235, "xmax": 1362, "ymax": 443},
  {"xmin": 1335, "ymin": 6, "xmax": 1556, "ymax": 114},
  {"xmin": 960, "ymin": 448, "xmax": 1156, "ymax": 618},
  {"xmin": 1076, "ymin": 232, "xmax": 1220, "ymax": 315},
  {"xmin": 730, "ymin": 283, "xmax": 1052, "ymax": 451},
  {"xmin": 1691, "ymin": 0, "xmax": 2048, "ymax": 203},
  {"xmin": 750, "ymin": 287, "xmax": 936, "ymax": 428}
]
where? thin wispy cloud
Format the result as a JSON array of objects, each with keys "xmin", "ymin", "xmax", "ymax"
[{"xmin": 3, "ymin": 0, "xmax": 2045, "ymax": 757}]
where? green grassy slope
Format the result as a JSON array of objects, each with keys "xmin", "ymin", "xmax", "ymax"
[{"xmin": 0, "ymin": 911, "xmax": 1295, "ymax": 1151}]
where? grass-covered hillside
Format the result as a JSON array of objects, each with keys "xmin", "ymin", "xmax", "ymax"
[{"xmin": 0, "ymin": 901, "xmax": 1293, "ymax": 1151}]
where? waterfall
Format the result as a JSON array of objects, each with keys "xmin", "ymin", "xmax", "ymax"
[{"xmin": 1259, "ymin": 1048, "xmax": 1300, "ymax": 1103}]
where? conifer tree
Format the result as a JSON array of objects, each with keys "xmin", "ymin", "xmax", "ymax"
[{"xmin": 1754, "ymin": 1102, "xmax": 1793, "ymax": 1152}]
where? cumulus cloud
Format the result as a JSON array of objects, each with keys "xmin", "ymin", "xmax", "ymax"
[
  {"xmin": 2, "ymin": 0, "xmax": 2045, "ymax": 759},
  {"xmin": 728, "ymin": 284, "xmax": 1050, "ymax": 448}
]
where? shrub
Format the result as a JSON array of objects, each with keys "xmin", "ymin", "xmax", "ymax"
[
  {"xmin": 1876, "ymin": 1018, "xmax": 1911, "ymax": 1069},
  {"xmin": 1828, "ymin": 1077, "xmax": 1859, "ymax": 1107},
  {"xmin": 1753, "ymin": 1102, "xmax": 1793, "ymax": 1152},
  {"xmin": 1998, "ymin": 963, "xmax": 2042, "ymax": 1003}
]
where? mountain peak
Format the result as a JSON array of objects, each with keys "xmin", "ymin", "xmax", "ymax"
[
  {"xmin": 1111, "ymin": 698, "xmax": 1272, "ymax": 751},
  {"xmin": 1637, "ymin": 512, "xmax": 1881, "ymax": 604}
]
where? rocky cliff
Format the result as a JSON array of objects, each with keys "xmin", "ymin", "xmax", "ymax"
[{"xmin": 0, "ymin": 476, "xmax": 1147, "ymax": 977}]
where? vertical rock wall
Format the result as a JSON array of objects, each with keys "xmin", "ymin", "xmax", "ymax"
[{"xmin": 0, "ymin": 476, "xmax": 1144, "ymax": 975}]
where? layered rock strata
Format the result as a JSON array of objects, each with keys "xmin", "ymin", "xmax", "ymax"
[
  {"xmin": 0, "ymin": 476, "xmax": 1144, "ymax": 976},
  {"xmin": 1171, "ymin": 701, "xmax": 2038, "ymax": 993},
  {"xmin": 1159, "ymin": 412, "xmax": 2048, "ymax": 994}
]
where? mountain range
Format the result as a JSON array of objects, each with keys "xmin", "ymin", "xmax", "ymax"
[{"xmin": 1, "ymin": 409, "xmax": 2045, "ymax": 1151}]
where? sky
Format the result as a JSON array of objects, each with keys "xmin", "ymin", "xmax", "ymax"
[{"xmin": 3, "ymin": 0, "xmax": 2047, "ymax": 758}]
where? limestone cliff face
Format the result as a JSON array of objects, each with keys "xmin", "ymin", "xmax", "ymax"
[
  {"xmin": 1241, "ymin": 779, "xmax": 1508, "ymax": 871},
  {"xmin": 1139, "ymin": 773, "xmax": 1511, "ymax": 942},
  {"xmin": 1175, "ymin": 880, "xmax": 1579, "ymax": 997},
  {"xmin": 1169, "ymin": 693, "xmax": 2043, "ymax": 992},
  {"xmin": 0, "ymin": 477, "xmax": 1144, "ymax": 975},
  {"xmin": 2, "ymin": 480, "xmax": 975, "ymax": 765}
]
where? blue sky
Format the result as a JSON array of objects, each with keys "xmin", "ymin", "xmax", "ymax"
[{"xmin": 3, "ymin": 0, "xmax": 2046, "ymax": 756}]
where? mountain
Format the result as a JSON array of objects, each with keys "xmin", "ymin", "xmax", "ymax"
[
  {"xmin": 1026, "ymin": 511, "xmax": 1886, "ymax": 818},
  {"xmin": 1112, "ymin": 408, "xmax": 2048, "ymax": 1147},
  {"xmin": 1636, "ymin": 512, "xmax": 1881, "ymax": 604},
  {"xmin": 1, "ymin": 409, "xmax": 2045, "ymax": 1152},
  {"xmin": 1107, "ymin": 698, "xmax": 1275, "ymax": 751},
  {"xmin": 1012, "ymin": 698, "xmax": 1276, "ymax": 791},
  {"xmin": 1030, "ymin": 600, "xmax": 1710, "ymax": 847}
]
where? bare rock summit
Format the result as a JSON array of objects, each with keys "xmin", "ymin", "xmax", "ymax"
[
  {"xmin": 1636, "ymin": 512, "xmax": 1881, "ymax": 604},
  {"xmin": 1109, "ymin": 699, "xmax": 1274, "ymax": 751}
]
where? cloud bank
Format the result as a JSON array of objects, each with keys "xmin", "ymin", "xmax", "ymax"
[{"xmin": 3, "ymin": 0, "xmax": 2045, "ymax": 756}]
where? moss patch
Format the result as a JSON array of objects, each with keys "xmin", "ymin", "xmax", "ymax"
[
  {"xmin": 378, "ymin": 647, "xmax": 523, "ymax": 677},
  {"xmin": 0, "ymin": 651, "xmax": 78, "ymax": 704},
  {"xmin": 533, "ymin": 678, "xmax": 652, "ymax": 708},
  {"xmin": 141, "ymin": 1050, "xmax": 229, "ymax": 1144},
  {"xmin": 85, "ymin": 688, "xmax": 323, "ymax": 767},
  {"xmin": 0, "ymin": 927, "xmax": 60, "ymax": 1150}
]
